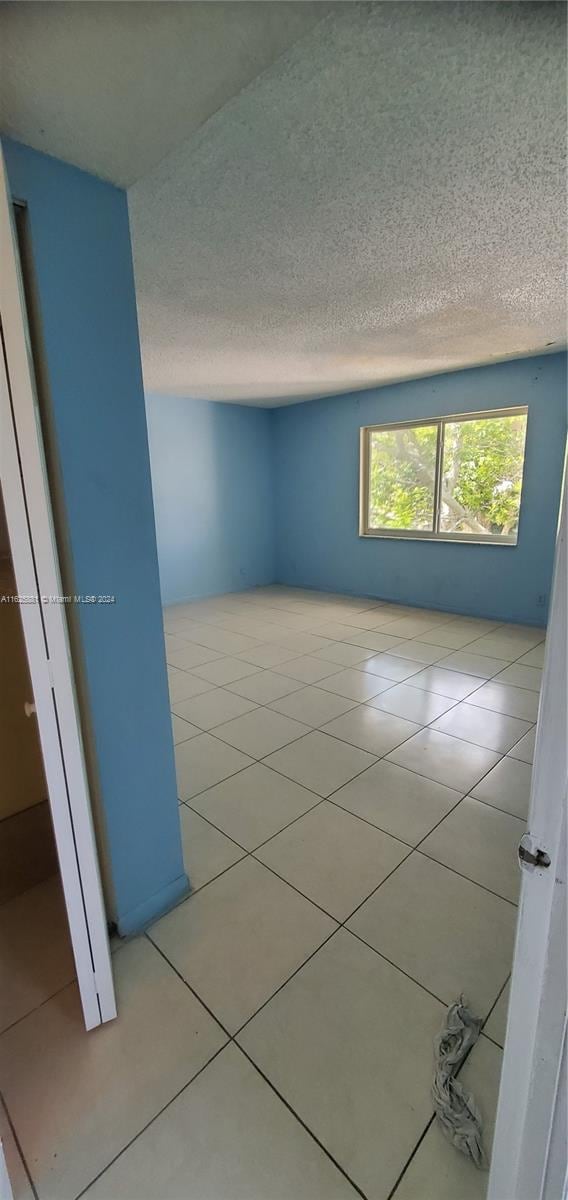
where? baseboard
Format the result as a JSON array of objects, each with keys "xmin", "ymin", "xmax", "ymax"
[{"xmin": 115, "ymin": 871, "xmax": 191, "ymax": 937}]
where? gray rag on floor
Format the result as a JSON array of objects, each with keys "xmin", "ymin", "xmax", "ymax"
[{"xmin": 432, "ymin": 995, "xmax": 487, "ymax": 1169}]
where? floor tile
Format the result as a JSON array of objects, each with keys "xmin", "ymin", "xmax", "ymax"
[
  {"xmin": 472, "ymin": 757, "xmax": 532, "ymax": 820},
  {"xmin": 338, "ymin": 609, "xmax": 396, "ymax": 630},
  {"xmin": 150, "ymin": 857, "xmax": 335, "ymax": 1033},
  {"xmin": 464, "ymin": 630, "xmax": 544, "ymax": 660},
  {"xmin": 368, "ymin": 682, "xmax": 456, "ymax": 724},
  {"xmin": 226, "ymin": 669, "xmax": 304, "ymax": 704},
  {"xmin": 189, "ymin": 763, "xmax": 320, "ymax": 850},
  {"xmin": 234, "ymin": 643, "xmax": 300, "ymax": 668},
  {"xmin": 420, "ymin": 796, "xmax": 524, "ymax": 902},
  {"xmin": 0, "ymin": 938, "xmax": 225, "ymax": 1200},
  {"xmin": 317, "ymin": 668, "xmax": 394, "ymax": 702},
  {"xmin": 316, "ymin": 621, "xmax": 372, "ymax": 642},
  {"xmin": 269, "ymin": 632, "xmax": 333, "ymax": 654},
  {"xmin": 84, "ymin": 1044, "xmax": 358, "ymax": 1200},
  {"xmin": 265, "ymin": 731, "xmax": 376, "ymax": 797},
  {"xmin": 0, "ymin": 877, "xmax": 75, "ymax": 1035},
  {"xmin": 349, "ymin": 853, "xmax": 515, "ymax": 1015},
  {"xmin": 168, "ymin": 671, "xmax": 216, "ymax": 703},
  {"xmin": 418, "ymin": 623, "xmax": 488, "ymax": 649},
  {"xmin": 239, "ymin": 929, "xmax": 444, "ymax": 1200},
  {"xmin": 189, "ymin": 628, "xmax": 262, "ymax": 655},
  {"xmin": 175, "ymin": 734, "xmax": 253, "ymax": 800},
  {"xmin": 436, "ymin": 651, "xmax": 507, "ymax": 679},
  {"xmin": 0, "ymin": 1098, "xmax": 34, "ymax": 1200},
  {"xmin": 408, "ymin": 666, "xmax": 484, "ymax": 700},
  {"xmin": 516, "ymin": 644, "xmax": 546, "ymax": 669},
  {"xmin": 322, "ymin": 705, "xmax": 420, "ymax": 757},
  {"xmin": 190, "ymin": 656, "xmax": 261, "ymax": 685},
  {"xmin": 179, "ymin": 805, "xmax": 244, "ymax": 890},
  {"xmin": 171, "ymin": 714, "xmax": 201, "ymax": 745},
  {"xmin": 359, "ymin": 653, "xmax": 425, "ymax": 681},
  {"xmin": 313, "ymin": 641, "xmax": 377, "ymax": 667},
  {"xmin": 0, "ymin": 801, "xmax": 59, "ymax": 907},
  {"xmin": 270, "ymin": 685, "xmax": 358, "ymax": 728},
  {"xmin": 494, "ymin": 663, "xmax": 543, "ymax": 692},
  {"xmin": 507, "ymin": 726, "xmax": 536, "ymax": 764},
  {"xmin": 467, "ymin": 681, "xmax": 539, "ymax": 722},
  {"xmin": 431, "ymin": 702, "xmax": 532, "ymax": 754},
  {"xmin": 214, "ymin": 707, "xmax": 309, "ymax": 758},
  {"xmin": 263, "ymin": 619, "xmax": 320, "ymax": 638},
  {"xmin": 275, "ymin": 654, "xmax": 345, "ymax": 683},
  {"xmin": 377, "ymin": 615, "xmax": 448, "ymax": 638},
  {"xmin": 484, "ymin": 982, "xmax": 510, "ymax": 1048},
  {"xmin": 172, "ymin": 688, "xmax": 258, "ymax": 731},
  {"xmin": 218, "ymin": 619, "xmax": 285, "ymax": 642},
  {"xmin": 346, "ymin": 630, "xmax": 408, "ymax": 653},
  {"xmin": 331, "ymin": 760, "xmax": 462, "ymax": 845},
  {"xmin": 164, "ymin": 632, "xmax": 196, "ymax": 657},
  {"xmin": 388, "ymin": 640, "xmax": 449, "ymax": 665},
  {"xmin": 392, "ymin": 1036, "xmax": 502, "ymax": 1200},
  {"xmin": 353, "ymin": 607, "xmax": 409, "ymax": 628},
  {"xmin": 387, "ymin": 729, "xmax": 500, "ymax": 792},
  {"xmin": 164, "ymin": 643, "xmax": 223, "ymax": 671},
  {"xmin": 256, "ymin": 802, "xmax": 409, "ymax": 921}
]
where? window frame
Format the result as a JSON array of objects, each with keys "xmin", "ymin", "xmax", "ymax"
[{"xmin": 359, "ymin": 405, "xmax": 529, "ymax": 546}]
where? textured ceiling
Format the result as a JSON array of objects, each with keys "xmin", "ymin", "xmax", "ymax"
[
  {"xmin": 1, "ymin": 2, "xmax": 566, "ymax": 405},
  {"xmin": 128, "ymin": 1, "xmax": 567, "ymax": 403},
  {"xmin": 0, "ymin": 1, "xmax": 330, "ymax": 187}
]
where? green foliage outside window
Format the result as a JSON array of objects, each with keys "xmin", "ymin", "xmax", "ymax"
[{"xmin": 367, "ymin": 411, "xmax": 527, "ymax": 539}]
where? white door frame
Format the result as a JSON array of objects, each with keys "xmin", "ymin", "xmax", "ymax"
[
  {"xmin": 0, "ymin": 147, "xmax": 116, "ymax": 1031},
  {"xmin": 488, "ymin": 466, "xmax": 567, "ymax": 1200}
]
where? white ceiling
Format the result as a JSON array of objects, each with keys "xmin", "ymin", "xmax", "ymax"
[
  {"xmin": 0, "ymin": 1, "xmax": 330, "ymax": 188},
  {"xmin": 1, "ymin": 2, "xmax": 566, "ymax": 406}
]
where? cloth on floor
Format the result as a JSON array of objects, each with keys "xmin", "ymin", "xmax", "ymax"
[{"xmin": 432, "ymin": 994, "xmax": 487, "ymax": 1169}]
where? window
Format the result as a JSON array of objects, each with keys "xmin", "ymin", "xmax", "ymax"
[{"xmin": 359, "ymin": 407, "xmax": 528, "ymax": 545}]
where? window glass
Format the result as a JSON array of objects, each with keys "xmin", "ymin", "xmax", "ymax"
[
  {"xmin": 440, "ymin": 413, "xmax": 528, "ymax": 538},
  {"xmin": 368, "ymin": 424, "xmax": 437, "ymax": 532},
  {"xmin": 362, "ymin": 408, "xmax": 528, "ymax": 543}
]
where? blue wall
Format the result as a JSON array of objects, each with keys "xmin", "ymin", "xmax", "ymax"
[
  {"xmin": 146, "ymin": 395, "xmax": 275, "ymax": 606},
  {"xmin": 274, "ymin": 355, "xmax": 567, "ymax": 625},
  {"xmin": 2, "ymin": 139, "xmax": 187, "ymax": 935}
]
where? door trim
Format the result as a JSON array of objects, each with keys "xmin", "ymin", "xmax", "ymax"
[
  {"xmin": 0, "ymin": 146, "xmax": 116, "ymax": 1030},
  {"xmin": 488, "ymin": 465, "xmax": 567, "ymax": 1199}
]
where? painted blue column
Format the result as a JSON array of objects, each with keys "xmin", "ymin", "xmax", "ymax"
[{"xmin": 2, "ymin": 138, "xmax": 188, "ymax": 934}]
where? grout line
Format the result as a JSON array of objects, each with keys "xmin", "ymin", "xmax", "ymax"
[
  {"xmin": 172, "ymin": 799, "xmax": 512, "ymax": 1025},
  {"xmin": 236, "ymin": 1046, "xmax": 370, "ymax": 1200},
  {"xmin": 415, "ymin": 849, "xmax": 519, "ymax": 908},
  {"xmin": 145, "ymin": 930, "xmax": 372, "ymax": 1198},
  {"xmin": 73, "ymin": 1040, "xmax": 230, "ymax": 1200},
  {"xmin": 465, "ymin": 789, "xmax": 530, "ymax": 824},
  {"xmin": 0, "ymin": 975, "xmax": 77, "ymax": 1040},
  {"xmin": 480, "ymin": 1028, "xmax": 507, "ymax": 1052},
  {"xmin": 480, "ymin": 974, "xmax": 511, "ymax": 1049},
  {"xmin": 231, "ymin": 926, "xmax": 341, "ymax": 1039},
  {"xmin": 385, "ymin": 973, "xmax": 512, "ymax": 1198},
  {"xmin": 27, "ymin": 596, "xmax": 532, "ymax": 1200},
  {"xmin": 146, "ymin": 935, "xmax": 232, "ymax": 1039},
  {"xmin": 385, "ymin": 1113, "xmax": 437, "ymax": 1200},
  {"xmin": 177, "ymin": 805, "xmax": 508, "ymax": 1027},
  {"xmin": 176, "ymin": 679, "xmax": 528, "ymax": 908},
  {"xmin": 0, "ymin": 1092, "xmax": 39, "ymax": 1200},
  {"xmin": 145, "ymin": 849, "xmax": 505, "ymax": 1200}
]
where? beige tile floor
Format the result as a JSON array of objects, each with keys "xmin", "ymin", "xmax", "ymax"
[{"xmin": 0, "ymin": 586, "xmax": 545, "ymax": 1199}]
